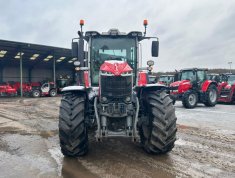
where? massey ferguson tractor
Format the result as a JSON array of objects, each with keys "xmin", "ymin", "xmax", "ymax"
[
  {"xmin": 218, "ymin": 74, "xmax": 235, "ymax": 103},
  {"xmin": 59, "ymin": 20, "xmax": 177, "ymax": 157},
  {"xmin": 169, "ymin": 68, "xmax": 218, "ymax": 108}
]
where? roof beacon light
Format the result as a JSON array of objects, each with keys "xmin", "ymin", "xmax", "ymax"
[
  {"xmin": 80, "ymin": 19, "xmax": 84, "ymax": 26},
  {"xmin": 143, "ymin": 19, "xmax": 148, "ymax": 26},
  {"xmin": 80, "ymin": 19, "xmax": 85, "ymax": 33},
  {"xmin": 143, "ymin": 19, "xmax": 148, "ymax": 36}
]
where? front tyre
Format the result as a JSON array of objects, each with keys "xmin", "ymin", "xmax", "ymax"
[
  {"xmin": 49, "ymin": 89, "xmax": 57, "ymax": 97},
  {"xmin": 139, "ymin": 91, "xmax": 177, "ymax": 154},
  {"xmin": 182, "ymin": 90, "xmax": 198, "ymax": 109},
  {"xmin": 204, "ymin": 85, "xmax": 218, "ymax": 107},
  {"xmin": 32, "ymin": 90, "xmax": 41, "ymax": 98},
  {"xmin": 59, "ymin": 92, "xmax": 88, "ymax": 157}
]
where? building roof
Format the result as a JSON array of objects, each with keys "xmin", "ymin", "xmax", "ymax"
[{"xmin": 0, "ymin": 39, "xmax": 75, "ymax": 69}]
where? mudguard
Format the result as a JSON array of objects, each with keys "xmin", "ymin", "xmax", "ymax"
[
  {"xmin": 135, "ymin": 83, "xmax": 166, "ymax": 94},
  {"xmin": 62, "ymin": 86, "xmax": 99, "ymax": 100},
  {"xmin": 62, "ymin": 86, "xmax": 86, "ymax": 92},
  {"xmin": 201, "ymin": 81, "xmax": 218, "ymax": 92}
]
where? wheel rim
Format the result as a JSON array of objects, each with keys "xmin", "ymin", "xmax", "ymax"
[
  {"xmin": 188, "ymin": 93, "xmax": 196, "ymax": 106},
  {"xmin": 34, "ymin": 91, "xmax": 39, "ymax": 97},
  {"xmin": 51, "ymin": 91, "xmax": 56, "ymax": 96},
  {"xmin": 209, "ymin": 89, "xmax": 217, "ymax": 103}
]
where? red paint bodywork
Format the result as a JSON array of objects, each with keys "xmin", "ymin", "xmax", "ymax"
[
  {"xmin": 201, "ymin": 80, "xmax": 214, "ymax": 92},
  {"xmin": 84, "ymin": 71, "xmax": 90, "ymax": 88},
  {"xmin": 0, "ymin": 83, "xmax": 17, "ymax": 96},
  {"xmin": 218, "ymin": 83, "xmax": 235, "ymax": 103},
  {"xmin": 100, "ymin": 61, "xmax": 132, "ymax": 76},
  {"xmin": 138, "ymin": 71, "xmax": 148, "ymax": 86},
  {"xmin": 170, "ymin": 80, "xmax": 192, "ymax": 94},
  {"xmin": 11, "ymin": 82, "xmax": 32, "ymax": 93},
  {"xmin": 217, "ymin": 82, "xmax": 228, "ymax": 94}
]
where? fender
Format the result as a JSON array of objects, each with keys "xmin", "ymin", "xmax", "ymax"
[
  {"xmin": 62, "ymin": 86, "xmax": 99, "ymax": 100},
  {"xmin": 201, "ymin": 80, "xmax": 218, "ymax": 92},
  {"xmin": 135, "ymin": 83, "xmax": 166, "ymax": 94},
  {"xmin": 62, "ymin": 86, "xmax": 86, "ymax": 92}
]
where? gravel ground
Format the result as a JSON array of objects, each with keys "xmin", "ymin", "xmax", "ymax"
[{"xmin": 0, "ymin": 97, "xmax": 234, "ymax": 178}]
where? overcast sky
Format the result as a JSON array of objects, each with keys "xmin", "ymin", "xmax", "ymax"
[{"xmin": 0, "ymin": 0, "xmax": 235, "ymax": 71}]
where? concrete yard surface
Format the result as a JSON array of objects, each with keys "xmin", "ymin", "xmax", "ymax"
[{"xmin": 0, "ymin": 98, "xmax": 234, "ymax": 178}]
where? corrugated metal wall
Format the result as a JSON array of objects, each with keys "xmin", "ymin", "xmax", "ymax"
[
  {"xmin": 2, "ymin": 67, "xmax": 28, "ymax": 82},
  {"xmin": 1, "ymin": 67, "xmax": 74, "ymax": 83},
  {"xmin": 31, "ymin": 68, "xmax": 53, "ymax": 82}
]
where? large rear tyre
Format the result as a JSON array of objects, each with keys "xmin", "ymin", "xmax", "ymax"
[
  {"xmin": 139, "ymin": 91, "xmax": 177, "ymax": 154},
  {"xmin": 204, "ymin": 85, "xmax": 218, "ymax": 107},
  {"xmin": 59, "ymin": 92, "xmax": 88, "ymax": 157},
  {"xmin": 169, "ymin": 95, "xmax": 176, "ymax": 105},
  {"xmin": 182, "ymin": 90, "xmax": 198, "ymax": 109}
]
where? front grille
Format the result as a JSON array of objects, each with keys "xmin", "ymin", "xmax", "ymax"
[
  {"xmin": 220, "ymin": 89, "xmax": 231, "ymax": 96},
  {"xmin": 100, "ymin": 75, "xmax": 132, "ymax": 98},
  {"xmin": 170, "ymin": 86, "xmax": 178, "ymax": 90}
]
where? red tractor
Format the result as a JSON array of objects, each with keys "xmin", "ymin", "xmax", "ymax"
[
  {"xmin": 58, "ymin": 20, "xmax": 177, "ymax": 157},
  {"xmin": 0, "ymin": 82, "xmax": 17, "ymax": 96},
  {"xmin": 31, "ymin": 82, "xmax": 57, "ymax": 98},
  {"xmin": 218, "ymin": 74, "xmax": 235, "ymax": 103},
  {"xmin": 169, "ymin": 68, "xmax": 218, "ymax": 108},
  {"xmin": 207, "ymin": 73, "xmax": 228, "ymax": 96}
]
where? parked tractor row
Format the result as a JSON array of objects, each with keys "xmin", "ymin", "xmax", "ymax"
[
  {"xmin": 0, "ymin": 75, "xmax": 72, "ymax": 98},
  {"xmin": 149, "ymin": 70, "xmax": 235, "ymax": 108}
]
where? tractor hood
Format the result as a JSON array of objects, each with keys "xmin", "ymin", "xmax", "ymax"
[
  {"xmin": 100, "ymin": 60, "xmax": 133, "ymax": 76},
  {"xmin": 224, "ymin": 84, "xmax": 232, "ymax": 90},
  {"xmin": 170, "ymin": 80, "xmax": 190, "ymax": 87}
]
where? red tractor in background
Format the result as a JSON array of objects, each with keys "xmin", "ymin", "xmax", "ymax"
[
  {"xmin": 218, "ymin": 74, "xmax": 235, "ymax": 103},
  {"xmin": 58, "ymin": 20, "xmax": 177, "ymax": 157},
  {"xmin": 0, "ymin": 82, "xmax": 17, "ymax": 96},
  {"xmin": 169, "ymin": 68, "xmax": 218, "ymax": 108},
  {"xmin": 207, "ymin": 73, "xmax": 228, "ymax": 96}
]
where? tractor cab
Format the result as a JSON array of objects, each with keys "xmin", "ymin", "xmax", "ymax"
[
  {"xmin": 169, "ymin": 68, "xmax": 218, "ymax": 108},
  {"xmin": 227, "ymin": 74, "xmax": 235, "ymax": 85},
  {"xmin": 207, "ymin": 73, "xmax": 221, "ymax": 83}
]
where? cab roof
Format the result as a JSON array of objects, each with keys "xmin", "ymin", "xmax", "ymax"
[
  {"xmin": 160, "ymin": 75, "xmax": 174, "ymax": 77},
  {"xmin": 180, "ymin": 68, "xmax": 208, "ymax": 72},
  {"xmin": 84, "ymin": 29, "xmax": 145, "ymax": 41}
]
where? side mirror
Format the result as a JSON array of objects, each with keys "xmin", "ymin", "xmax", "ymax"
[
  {"xmin": 72, "ymin": 42, "xmax": 78, "ymax": 58},
  {"xmin": 151, "ymin": 41, "xmax": 159, "ymax": 57}
]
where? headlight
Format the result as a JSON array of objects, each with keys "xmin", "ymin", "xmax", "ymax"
[
  {"xmin": 101, "ymin": 71, "xmax": 113, "ymax": 75},
  {"xmin": 101, "ymin": 97, "xmax": 107, "ymax": 102},
  {"xmin": 122, "ymin": 71, "xmax": 132, "ymax": 75},
  {"xmin": 125, "ymin": 96, "xmax": 131, "ymax": 102}
]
